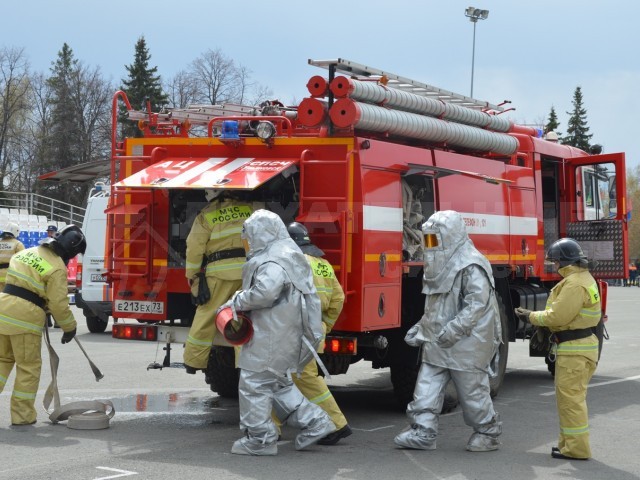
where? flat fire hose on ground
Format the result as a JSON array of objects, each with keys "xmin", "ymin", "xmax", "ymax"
[{"xmin": 43, "ymin": 324, "xmax": 114, "ymax": 429}]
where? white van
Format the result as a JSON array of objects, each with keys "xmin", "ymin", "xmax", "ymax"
[{"xmin": 76, "ymin": 183, "xmax": 111, "ymax": 333}]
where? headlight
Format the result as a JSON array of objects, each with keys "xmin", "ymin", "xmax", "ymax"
[{"xmin": 255, "ymin": 121, "xmax": 276, "ymax": 141}]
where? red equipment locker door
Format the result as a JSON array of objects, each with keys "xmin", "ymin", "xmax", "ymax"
[{"xmin": 564, "ymin": 152, "xmax": 628, "ymax": 278}]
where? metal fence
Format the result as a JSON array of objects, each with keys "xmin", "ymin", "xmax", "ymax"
[{"xmin": 0, "ymin": 190, "xmax": 85, "ymax": 227}]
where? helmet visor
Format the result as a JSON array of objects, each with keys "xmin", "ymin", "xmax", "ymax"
[
  {"xmin": 424, "ymin": 233, "xmax": 439, "ymax": 249},
  {"xmin": 422, "ymin": 229, "xmax": 442, "ymax": 249}
]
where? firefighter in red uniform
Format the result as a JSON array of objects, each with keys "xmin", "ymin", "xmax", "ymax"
[
  {"xmin": 0, "ymin": 225, "xmax": 85, "ymax": 425},
  {"xmin": 183, "ymin": 190, "xmax": 260, "ymax": 373},
  {"xmin": 287, "ymin": 222, "xmax": 351, "ymax": 445},
  {"xmin": 516, "ymin": 238, "xmax": 601, "ymax": 460},
  {"xmin": 0, "ymin": 223, "xmax": 25, "ymax": 292}
]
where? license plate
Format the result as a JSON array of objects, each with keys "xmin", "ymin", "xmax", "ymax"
[
  {"xmin": 91, "ymin": 273, "xmax": 107, "ymax": 282},
  {"xmin": 114, "ymin": 300, "xmax": 164, "ymax": 314}
]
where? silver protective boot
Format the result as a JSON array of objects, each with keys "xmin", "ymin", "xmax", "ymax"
[
  {"xmin": 466, "ymin": 432, "xmax": 500, "ymax": 452},
  {"xmin": 295, "ymin": 417, "xmax": 336, "ymax": 450},
  {"xmin": 394, "ymin": 425, "xmax": 437, "ymax": 450},
  {"xmin": 231, "ymin": 436, "xmax": 278, "ymax": 456}
]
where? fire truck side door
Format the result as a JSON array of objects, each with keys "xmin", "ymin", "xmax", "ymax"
[{"xmin": 565, "ymin": 152, "xmax": 628, "ymax": 278}]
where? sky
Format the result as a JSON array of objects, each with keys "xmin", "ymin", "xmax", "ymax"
[{"xmin": 3, "ymin": 0, "xmax": 639, "ymax": 171}]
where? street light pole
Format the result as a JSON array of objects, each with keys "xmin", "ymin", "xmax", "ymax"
[{"xmin": 464, "ymin": 6, "xmax": 489, "ymax": 98}]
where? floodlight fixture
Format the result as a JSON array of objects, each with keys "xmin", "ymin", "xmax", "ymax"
[{"xmin": 464, "ymin": 6, "xmax": 490, "ymax": 97}]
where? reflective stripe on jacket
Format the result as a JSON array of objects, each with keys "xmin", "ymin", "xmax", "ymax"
[
  {"xmin": 305, "ymin": 254, "xmax": 345, "ymax": 331},
  {"xmin": 529, "ymin": 265, "xmax": 601, "ymax": 360},
  {"xmin": 0, "ymin": 245, "xmax": 76, "ymax": 335}
]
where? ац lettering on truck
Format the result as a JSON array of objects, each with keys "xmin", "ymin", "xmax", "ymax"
[{"xmin": 107, "ymin": 58, "xmax": 627, "ymax": 404}]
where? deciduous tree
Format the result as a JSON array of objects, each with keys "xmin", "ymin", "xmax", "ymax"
[{"xmin": 0, "ymin": 47, "xmax": 31, "ymax": 191}]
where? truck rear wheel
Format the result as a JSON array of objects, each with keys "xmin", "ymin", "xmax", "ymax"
[
  {"xmin": 85, "ymin": 313, "xmax": 109, "ymax": 333},
  {"xmin": 205, "ymin": 346, "xmax": 239, "ymax": 398}
]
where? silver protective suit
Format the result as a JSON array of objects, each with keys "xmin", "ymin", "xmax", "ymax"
[
  {"xmin": 395, "ymin": 210, "xmax": 502, "ymax": 452},
  {"xmin": 230, "ymin": 210, "xmax": 335, "ymax": 455}
]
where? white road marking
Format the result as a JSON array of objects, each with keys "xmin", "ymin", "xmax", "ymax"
[
  {"xmin": 402, "ymin": 450, "xmax": 446, "ymax": 479},
  {"xmin": 540, "ymin": 374, "xmax": 640, "ymax": 396},
  {"xmin": 352, "ymin": 425, "xmax": 395, "ymax": 432},
  {"xmin": 94, "ymin": 466, "xmax": 138, "ymax": 480}
]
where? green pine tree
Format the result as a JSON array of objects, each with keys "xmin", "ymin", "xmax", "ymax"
[
  {"xmin": 561, "ymin": 86, "xmax": 593, "ymax": 151},
  {"xmin": 544, "ymin": 106, "xmax": 561, "ymax": 136},
  {"xmin": 46, "ymin": 43, "xmax": 80, "ymax": 172},
  {"xmin": 120, "ymin": 36, "xmax": 168, "ymax": 137},
  {"xmin": 41, "ymin": 43, "xmax": 87, "ymax": 207}
]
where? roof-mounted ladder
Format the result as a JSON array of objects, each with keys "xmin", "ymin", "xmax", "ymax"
[
  {"xmin": 308, "ymin": 58, "xmax": 504, "ymax": 112},
  {"xmin": 127, "ymin": 103, "xmax": 258, "ymax": 127}
]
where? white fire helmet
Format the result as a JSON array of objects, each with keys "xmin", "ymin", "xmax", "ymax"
[
  {"xmin": 2, "ymin": 222, "xmax": 20, "ymax": 238},
  {"xmin": 204, "ymin": 189, "xmax": 224, "ymax": 202}
]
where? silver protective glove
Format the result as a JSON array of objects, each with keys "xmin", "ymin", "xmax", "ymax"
[
  {"xmin": 436, "ymin": 323, "xmax": 461, "ymax": 348},
  {"xmin": 404, "ymin": 323, "xmax": 427, "ymax": 347},
  {"xmin": 216, "ymin": 297, "xmax": 236, "ymax": 317}
]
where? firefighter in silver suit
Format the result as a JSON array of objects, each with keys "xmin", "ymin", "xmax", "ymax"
[
  {"xmin": 395, "ymin": 210, "xmax": 502, "ymax": 452},
  {"xmin": 222, "ymin": 210, "xmax": 335, "ymax": 456}
]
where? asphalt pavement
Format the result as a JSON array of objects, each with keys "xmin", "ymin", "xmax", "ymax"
[{"xmin": 1, "ymin": 286, "xmax": 639, "ymax": 480}]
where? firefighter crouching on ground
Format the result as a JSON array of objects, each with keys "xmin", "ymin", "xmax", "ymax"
[
  {"xmin": 395, "ymin": 210, "xmax": 502, "ymax": 452},
  {"xmin": 183, "ymin": 189, "xmax": 259, "ymax": 374},
  {"xmin": 287, "ymin": 222, "xmax": 351, "ymax": 445},
  {"xmin": 220, "ymin": 210, "xmax": 335, "ymax": 455},
  {"xmin": 0, "ymin": 223, "xmax": 25, "ymax": 292},
  {"xmin": 0, "ymin": 225, "xmax": 86, "ymax": 425},
  {"xmin": 515, "ymin": 238, "xmax": 601, "ymax": 461}
]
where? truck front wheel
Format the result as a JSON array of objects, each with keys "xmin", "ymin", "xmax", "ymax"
[{"xmin": 205, "ymin": 346, "xmax": 239, "ymax": 398}]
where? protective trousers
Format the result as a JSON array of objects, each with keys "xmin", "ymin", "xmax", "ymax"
[
  {"xmin": 555, "ymin": 354, "xmax": 597, "ymax": 459},
  {"xmin": 407, "ymin": 363, "xmax": 501, "ymax": 437},
  {"xmin": 238, "ymin": 369, "xmax": 331, "ymax": 447},
  {"xmin": 292, "ymin": 359, "xmax": 347, "ymax": 430},
  {"xmin": 183, "ymin": 277, "xmax": 241, "ymax": 369},
  {"xmin": 0, "ymin": 333, "xmax": 42, "ymax": 424}
]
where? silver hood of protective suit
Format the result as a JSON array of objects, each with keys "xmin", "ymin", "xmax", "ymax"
[
  {"xmin": 422, "ymin": 210, "xmax": 494, "ymax": 294},
  {"xmin": 241, "ymin": 209, "xmax": 315, "ymax": 295},
  {"xmin": 234, "ymin": 209, "xmax": 323, "ymax": 375}
]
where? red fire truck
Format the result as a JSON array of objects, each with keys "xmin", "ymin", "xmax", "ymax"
[{"xmin": 106, "ymin": 58, "xmax": 627, "ymax": 404}]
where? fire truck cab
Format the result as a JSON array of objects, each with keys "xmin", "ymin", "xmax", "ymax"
[{"xmin": 106, "ymin": 59, "xmax": 627, "ymax": 403}]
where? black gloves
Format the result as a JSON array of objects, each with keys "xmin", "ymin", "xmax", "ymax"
[
  {"xmin": 514, "ymin": 307, "xmax": 532, "ymax": 323},
  {"xmin": 61, "ymin": 328, "xmax": 76, "ymax": 344},
  {"xmin": 191, "ymin": 273, "xmax": 211, "ymax": 306}
]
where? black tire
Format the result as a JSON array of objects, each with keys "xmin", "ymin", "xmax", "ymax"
[
  {"xmin": 205, "ymin": 346, "xmax": 239, "ymax": 398},
  {"xmin": 85, "ymin": 314, "xmax": 108, "ymax": 333},
  {"xmin": 390, "ymin": 362, "xmax": 458, "ymax": 414},
  {"xmin": 489, "ymin": 292, "xmax": 510, "ymax": 398}
]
